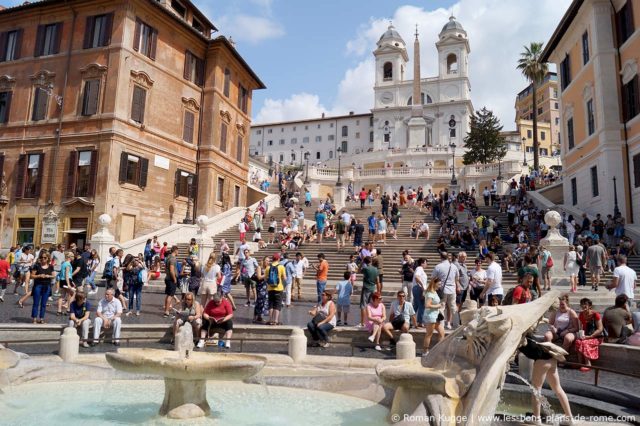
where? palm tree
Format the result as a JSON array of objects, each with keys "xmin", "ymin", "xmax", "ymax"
[{"xmin": 517, "ymin": 42, "xmax": 548, "ymax": 173}]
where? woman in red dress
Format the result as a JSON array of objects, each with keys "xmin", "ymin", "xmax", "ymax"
[{"xmin": 574, "ymin": 297, "xmax": 604, "ymax": 372}]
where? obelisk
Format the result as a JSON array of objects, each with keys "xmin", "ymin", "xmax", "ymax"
[{"xmin": 407, "ymin": 25, "xmax": 426, "ymax": 148}]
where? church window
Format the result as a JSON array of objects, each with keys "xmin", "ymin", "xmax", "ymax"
[
  {"xmin": 383, "ymin": 62, "xmax": 393, "ymax": 80},
  {"xmin": 447, "ymin": 54, "xmax": 458, "ymax": 74}
]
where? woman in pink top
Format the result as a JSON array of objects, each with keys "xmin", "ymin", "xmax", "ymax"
[{"xmin": 365, "ymin": 293, "xmax": 386, "ymax": 351}]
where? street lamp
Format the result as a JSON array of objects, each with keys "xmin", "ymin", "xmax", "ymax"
[
  {"xmin": 613, "ymin": 176, "xmax": 620, "ymax": 217},
  {"xmin": 497, "ymin": 157, "xmax": 503, "ymax": 181},
  {"xmin": 336, "ymin": 147, "xmax": 343, "ymax": 186},
  {"xmin": 522, "ymin": 137, "xmax": 528, "ymax": 166},
  {"xmin": 304, "ymin": 151, "xmax": 310, "ymax": 184},
  {"xmin": 450, "ymin": 142, "xmax": 457, "ymax": 186},
  {"xmin": 299, "ymin": 145, "xmax": 304, "ymax": 168},
  {"xmin": 183, "ymin": 174, "xmax": 194, "ymax": 224}
]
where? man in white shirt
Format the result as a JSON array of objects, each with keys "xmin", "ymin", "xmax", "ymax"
[
  {"xmin": 481, "ymin": 252, "xmax": 504, "ymax": 304},
  {"xmin": 293, "ymin": 252, "xmax": 308, "ymax": 301},
  {"xmin": 93, "ymin": 288, "xmax": 123, "ymax": 345},
  {"xmin": 431, "ymin": 252, "xmax": 460, "ymax": 329},
  {"xmin": 341, "ymin": 210, "xmax": 351, "ymax": 227},
  {"xmin": 607, "ymin": 255, "xmax": 637, "ymax": 307},
  {"xmin": 417, "ymin": 221, "xmax": 430, "ymax": 241},
  {"xmin": 482, "ymin": 187, "xmax": 491, "ymax": 206}
]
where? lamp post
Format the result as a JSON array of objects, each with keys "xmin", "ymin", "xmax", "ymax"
[
  {"xmin": 450, "ymin": 142, "xmax": 457, "ymax": 186},
  {"xmin": 299, "ymin": 145, "xmax": 304, "ymax": 169},
  {"xmin": 304, "ymin": 151, "xmax": 310, "ymax": 184},
  {"xmin": 613, "ymin": 176, "xmax": 620, "ymax": 217},
  {"xmin": 184, "ymin": 174, "xmax": 194, "ymax": 224},
  {"xmin": 522, "ymin": 137, "xmax": 528, "ymax": 166},
  {"xmin": 290, "ymin": 149, "xmax": 294, "ymax": 166},
  {"xmin": 336, "ymin": 147, "xmax": 343, "ymax": 186},
  {"xmin": 497, "ymin": 157, "xmax": 503, "ymax": 181}
]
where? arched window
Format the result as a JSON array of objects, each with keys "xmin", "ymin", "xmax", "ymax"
[
  {"xmin": 426, "ymin": 94, "xmax": 433, "ymax": 104},
  {"xmin": 447, "ymin": 54, "xmax": 458, "ymax": 74},
  {"xmin": 383, "ymin": 62, "xmax": 393, "ymax": 80},
  {"xmin": 341, "ymin": 141, "xmax": 348, "ymax": 153},
  {"xmin": 329, "ymin": 150, "xmax": 333, "ymax": 159},
  {"xmin": 341, "ymin": 125, "xmax": 348, "ymax": 137},
  {"xmin": 407, "ymin": 93, "xmax": 428, "ymax": 105}
]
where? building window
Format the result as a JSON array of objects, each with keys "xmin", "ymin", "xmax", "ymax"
[
  {"xmin": 554, "ymin": 102, "xmax": 559, "ymax": 109},
  {"xmin": 174, "ymin": 170, "xmax": 194, "ymax": 198},
  {"xmin": 192, "ymin": 18, "xmax": 204, "ymax": 34},
  {"xmin": 527, "ymin": 129, "xmax": 532, "ymax": 138},
  {"xmin": 581, "ymin": 31, "xmax": 589, "ymax": 65},
  {"xmin": 355, "ymin": 132, "xmax": 360, "ymax": 139},
  {"xmin": 279, "ymin": 139, "xmax": 285, "ymax": 145},
  {"xmin": 0, "ymin": 91, "xmax": 12, "ymax": 124},
  {"xmin": 303, "ymin": 137, "xmax": 309, "ymax": 143},
  {"xmin": 67, "ymin": 150, "xmax": 98, "ymax": 198},
  {"xmin": 622, "ymin": 75, "xmax": 639, "ymax": 122},
  {"xmin": 383, "ymin": 62, "xmax": 392, "ymax": 80},
  {"xmin": 567, "ymin": 118, "xmax": 575, "ymax": 149},
  {"xmin": 31, "ymin": 87, "xmax": 48, "ymax": 121},
  {"xmin": 560, "ymin": 54, "xmax": 571, "ymax": 91},
  {"xmin": 81, "ymin": 79, "xmax": 100, "ymax": 116},
  {"xmin": 268, "ymin": 140, "xmax": 273, "ymax": 146},
  {"xmin": 341, "ymin": 125, "xmax": 348, "ymax": 137},
  {"xmin": 446, "ymin": 54, "xmax": 458, "ymax": 74},
  {"xmin": 256, "ymin": 129, "xmax": 262, "ymax": 135},
  {"xmin": 34, "ymin": 23, "xmax": 62, "ymax": 57},
  {"xmin": 370, "ymin": 131, "xmax": 374, "ymax": 142},
  {"xmin": 384, "ymin": 133, "xmax": 390, "ymax": 143},
  {"xmin": 293, "ymin": 126, "xmax": 296, "ymax": 131},
  {"xmin": 328, "ymin": 135, "xmax": 334, "ymax": 141},
  {"xmin": 236, "ymin": 135, "xmax": 243, "ymax": 162},
  {"xmin": 541, "ymin": 131, "xmax": 546, "ymax": 141},
  {"xmin": 15, "ymin": 153, "xmax": 44, "ymax": 199},
  {"xmin": 341, "ymin": 141, "xmax": 348, "ymax": 153},
  {"xmin": 234, "ymin": 185, "xmax": 241, "ymax": 207},
  {"xmin": 281, "ymin": 127, "xmax": 284, "ymax": 132},
  {"xmin": 356, "ymin": 120, "xmax": 360, "ymax": 125},
  {"xmin": 184, "ymin": 51, "xmax": 204, "ymax": 86},
  {"xmin": 223, "ymin": 68, "xmax": 231, "ymax": 97},
  {"xmin": 130, "ymin": 86, "xmax": 146, "ymax": 124},
  {"xmin": 279, "ymin": 154, "xmax": 284, "ymax": 162},
  {"xmin": 539, "ymin": 148, "xmax": 549, "ymax": 156},
  {"xmin": 317, "ymin": 124, "xmax": 321, "ymax": 129},
  {"xmin": 83, "ymin": 14, "xmax": 113, "ymax": 49},
  {"xmin": 183, "ymin": 110, "xmax": 195, "ymax": 143},
  {"xmin": 118, "ymin": 152, "xmax": 148, "ymax": 188},
  {"xmin": 220, "ymin": 123, "xmax": 228, "ymax": 152},
  {"xmin": 615, "ymin": 1, "xmax": 635, "ymax": 47},
  {"xmin": 316, "ymin": 152, "xmax": 320, "ymax": 160},
  {"xmin": 305, "ymin": 125, "xmax": 309, "ymax": 130},
  {"xmin": 171, "ymin": 0, "xmax": 186, "ymax": 17},
  {"xmin": 267, "ymin": 129, "xmax": 272, "ymax": 134},
  {"xmin": 591, "ymin": 166, "xmax": 599, "ymax": 197},
  {"xmin": 237, "ymin": 85, "xmax": 248, "ymax": 113},
  {"xmin": 586, "ymin": 99, "xmax": 595, "ymax": 135},
  {"xmin": 633, "ymin": 153, "xmax": 640, "ymax": 188},
  {"xmin": 328, "ymin": 151, "xmax": 333, "ymax": 159},
  {"xmin": 571, "ymin": 177, "xmax": 577, "ymax": 205},
  {"xmin": 133, "ymin": 18, "xmax": 158, "ymax": 60},
  {"xmin": 369, "ymin": 116, "xmax": 373, "ymax": 127},
  {"xmin": 315, "ymin": 136, "xmax": 321, "ymax": 142},
  {"xmin": 0, "ymin": 29, "xmax": 23, "ymax": 61},
  {"xmin": 291, "ymin": 137, "xmax": 297, "ymax": 144},
  {"xmin": 16, "ymin": 218, "xmax": 35, "ymax": 245},
  {"xmin": 449, "ymin": 128, "xmax": 456, "ymax": 138},
  {"xmin": 555, "ymin": 117, "xmax": 560, "ymax": 125},
  {"xmin": 537, "ymin": 107, "xmax": 543, "ymax": 115},
  {"xmin": 216, "ymin": 177, "xmax": 224, "ymax": 203},
  {"xmin": 330, "ymin": 123, "xmax": 334, "ymax": 128}
]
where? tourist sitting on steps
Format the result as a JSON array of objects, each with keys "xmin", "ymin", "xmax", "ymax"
[
  {"xmin": 93, "ymin": 288, "xmax": 123, "ymax": 346},
  {"xmin": 383, "ymin": 290, "xmax": 417, "ymax": 343},
  {"xmin": 307, "ymin": 291, "xmax": 336, "ymax": 348},
  {"xmin": 173, "ymin": 292, "xmax": 202, "ymax": 345},
  {"xmin": 69, "ymin": 291, "xmax": 91, "ymax": 348},
  {"xmin": 365, "ymin": 292, "xmax": 386, "ymax": 351},
  {"xmin": 198, "ymin": 293, "xmax": 233, "ymax": 349}
]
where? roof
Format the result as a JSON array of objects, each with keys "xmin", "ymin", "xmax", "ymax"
[
  {"xmin": 378, "ymin": 24, "xmax": 405, "ymax": 46},
  {"xmin": 516, "ymin": 72, "xmax": 558, "ymax": 99},
  {"xmin": 251, "ymin": 112, "xmax": 373, "ymax": 128},
  {"xmin": 540, "ymin": 0, "xmax": 584, "ymax": 62},
  {"xmin": 210, "ymin": 36, "xmax": 266, "ymax": 90},
  {"xmin": 440, "ymin": 16, "xmax": 465, "ymax": 34}
]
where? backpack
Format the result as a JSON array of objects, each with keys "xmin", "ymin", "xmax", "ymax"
[
  {"xmin": 138, "ymin": 268, "xmax": 148, "ymax": 285},
  {"xmin": 102, "ymin": 257, "xmax": 115, "ymax": 279},
  {"xmin": 544, "ymin": 251, "xmax": 553, "ymax": 268},
  {"xmin": 482, "ymin": 216, "xmax": 489, "ymax": 229},
  {"xmin": 267, "ymin": 264, "xmax": 280, "ymax": 287},
  {"xmin": 502, "ymin": 286, "xmax": 518, "ymax": 305}
]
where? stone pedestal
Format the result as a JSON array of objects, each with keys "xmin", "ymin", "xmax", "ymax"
[
  {"xmin": 88, "ymin": 214, "xmax": 116, "ymax": 267},
  {"xmin": 395, "ymin": 333, "xmax": 416, "ymax": 360},
  {"xmin": 407, "ymin": 116, "xmax": 426, "ymax": 149},
  {"xmin": 160, "ymin": 378, "xmax": 210, "ymax": 417},
  {"xmin": 334, "ymin": 185, "xmax": 347, "ymax": 212},
  {"xmin": 539, "ymin": 210, "xmax": 570, "ymax": 286},
  {"xmin": 59, "ymin": 327, "xmax": 79, "ymax": 362},
  {"xmin": 288, "ymin": 327, "xmax": 307, "ymax": 363}
]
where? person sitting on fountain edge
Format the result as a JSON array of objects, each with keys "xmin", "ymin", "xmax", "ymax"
[
  {"xmin": 93, "ymin": 288, "xmax": 123, "ymax": 346},
  {"xmin": 174, "ymin": 292, "xmax": 203, "ymax": 345},
  {"xmin": 198, "ymin": 293, "xmax": 233, "ymax": 349}
]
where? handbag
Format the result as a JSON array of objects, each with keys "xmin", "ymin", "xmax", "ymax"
[
  {"xmin": 391, "ymin": 315, "xmax": 405, "ymax": 329},
  {"xmin": 545, "ymin": 252, "xmax": 554, "ymax": 268},
  {"xmin": 312, "ymin": 312, "xmax": 327, "ymax": 324}
]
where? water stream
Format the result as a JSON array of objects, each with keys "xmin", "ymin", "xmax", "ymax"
[{"xmin": 506, "ymin": 371, "xmax": 557, "ymax": 425}]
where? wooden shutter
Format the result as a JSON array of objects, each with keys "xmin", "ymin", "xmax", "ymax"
[
  {"xmin": 139, "ymin": 157, "xmax": 149, "ymax": 188},
  {"xmin": 1, "ymin": 92, "xmax": 11, "ymax": 124},
  {"xmin": 88, "ymin": 150, "xmax": 99, "ymax": 197},
  {"xmin": 634, "ymin": 154, "xmax": 640, "ymax": 188},
  {"xmin": 53, "ymin": 23, "xmax": 63, "ymax": 54},
  {"xmin": 83, "ymin": 80, "xmax": 99, "ymax": 116},
  {"xmin": 0, "ymin": 155, "xmax": 4, "ymax": 184},
  {"xmin": 102, "ymin": 13, "xmax": 113, "ymax": 46},
  {"xmin": 196, "ymin": 57, "xmax": 204, "ymax": 86},
  {"xmin": 118, "ymin": 151, "xmax": 128, "ymax": 183},
  {"xmin": 34, "ymin": 153, "xmax": 45, "ymax": 198},
  {"xmin": 220, "ymin": 122, "xmax": 227, "ymax": 152},
  {"xmin": 14, "ymin": 154, "xmax": 26, "ymax": 198},
  {"xmin": 149, "ymin": 28, "xmax": 158, "ymax": 60},
  {"xmin": 183, "ymin": 111, "xmax": 194, "ymax": 143},
  {"xmin": 174, "ymin": 169, "xmax": 180, "ymax": 197},
  {"xmin": 133, "ymin": 18, "xmax": 141, "ymax": 51},
  {"xmin": 131, "ymin": 86, "xmax": 146, "ymax": 123},
  {"xmin": 0, "ymin": 32, "xmax": 6, "ymax": 62},
  {"xmin": 83, "ymin": 15, "xmax": 95, "ymax": 49},
  {"xmin": 32, "ymin": 88, "xmax": 46, "ymax": 121},
  {"xmin": 66, "ymin": 150, "xmax": 78, "ymax": 198},
  {"xmin": 183, "ymin": 51, "xmax": 192, "ymax": 80},
  {"xmin": 190, "ymin": 174, "xmax": 198, "ymax": 207},
  {"xmin": 13, "ymin": 29, "xmax": 23, "ymax": 59},
  {"xmin": 34, "ymin": 25, "xmax": 45, "ymax": 57},
  {"xmin": 236, "ymin": 135, "xmax": 243, "ymax": 162}
]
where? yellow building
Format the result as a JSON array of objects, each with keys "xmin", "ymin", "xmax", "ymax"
[
  {"xmin": 517, "ymin": 119, "xmax": 556, "ymax": 159},
  {"xmin": 542, "ymin": 0, "xmax": 639, "ymax": 224},
  {"xmin": 514, "ymin": 72, "xmax": 561, "ymax": 147}
]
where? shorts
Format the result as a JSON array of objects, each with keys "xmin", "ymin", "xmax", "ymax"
[
  {"xmin": 268, "ymin": 290, "xmax": 283, "ymax": 310},
  {"xmin": 377, "ymin": 229, "xmax": 386, "ymax": 235},
  {"xmin": 268, "ymin": 227, "xmax": 275, "ymax": 233},
  {"xmin": 443, "ymin": 293, "xmax": 456, "ymax": 312},
  {"xmin": 369, "ymin": 228, "xmax": 375, "ymax": 234},
  {"xmin": 359, "ymin": 287, "xmax": 374, "ymax": 309},
  {"xmin": 202, "ymin": 279, "xmax": 217, "ymax": 295},
  {"xmin": 0, "ymin": 278, "xmax": 7, "ymax": 289},
  {"xmin": 164, "ymin": 279, "xmax": 177, "ymax": 296},
  {"xmin": 379, "ymin": 274, "xmax": 384, "ymax": 285},
  {"xmin": 540, "ymin": 266, "xmax": 550, "ymax": 277},
  {"xmin": 243, "ymin": 277, "xmax": 257, "ymax": 288},
  {"xmin": 337, "ymin": 304, "xmax": 350, "ymax": 314},
  {"xmin": 353, "ymin": 237, "xmax": 363, "ymax": 247},
  {"xmin": 589, "ymin": 266, "xmax": 602, "ymax": 276},
  {"xmin": 456, "ymin": 288, "xmax": 468, "ymax": 305},
  {"xmin": 204, "ymin": 318, "xmax": 233, "ymax": 332},
  {"xmin": 337, "ymin": 234, "xmax": 346, "ymax": 245}
]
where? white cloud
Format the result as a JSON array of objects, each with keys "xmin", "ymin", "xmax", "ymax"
[
  {"xmin": 216, "ymin": 14, "xmax": 284, "ymax": 44},
  {"xmin": 254, "ymin": 0, "xmax": 571, "ymax": 128},
  {"xmin": 255, "ymin": 93, "xmax": 328, "ymax": 124}
]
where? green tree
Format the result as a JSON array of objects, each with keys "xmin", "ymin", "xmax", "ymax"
[
  {"xmin": 517, "ymin": 42, "xmax": 548, "ymax": 172},
  {"xmin": 462, "ymin": 107, "xmax": 507, "ymax": 165}
]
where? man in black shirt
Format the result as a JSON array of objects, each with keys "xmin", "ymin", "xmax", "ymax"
[{"xmin": 71, "ymin": 249, "xmax": 88, "ymax": 290}]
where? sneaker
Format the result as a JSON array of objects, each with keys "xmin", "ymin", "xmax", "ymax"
[
  {"xmin": 88, "ymin": 290, "xmax": 98, "ymax": 295},
  {"xmin": 356, "ymin": 323, "xmax": 365, "ymax": 328},
  {"xmin": 336, "ymin": 320, "xmax": 343, "ymax": 326},
  {"xmin": 244, "ymin": 301, "xmax": 251, "ymax": 307},
  {"xmin": 0, "ymin": 295, "xmax": 4, "ymax": 302},
  {"xmin": 319, "ymin": 341, "xmax": 329, "ymax": 348},
  {"xmin": 445, "ymin": 322, "xmax": 452, "ymax": 330},
  {"xmin": 343, "ymin": 322, "xmax": 349, "ymax": 326},
  {"xmin": 136, "ymin": 311, "xmax": 141, "ymax": 316},
  {"xmin": 196, "ymin": 340, "xmax": 205, "ymax": 348},
  {"xmin": 367, "ymin": 334, "xmax": 375, "ymax": 343},
  {"xmin": 81, "ymin": 342, "xmax": 89, "ymax": 348},
  {"xmin": 374, "ymin": 345, "xmax": 382, "ymax": 351},
  {"xmin": 218, "ymin": 341, "xmax": 225, "ymax": 348},
  {"xmin": 224, "ymin": 341, "xmax": 231, "ymax": 349}
]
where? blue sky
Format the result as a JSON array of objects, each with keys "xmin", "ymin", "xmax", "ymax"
[{"xmin": 4, "ymin": 0, "xmax": 570, "ymax": 129}]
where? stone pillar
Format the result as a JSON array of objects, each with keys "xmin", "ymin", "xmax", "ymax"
[
  {"xmin": 395, "ymin": 333, "xmax": 416, "ymax": 360},
  {"xmin": 59, "ymin": 326, "xmax": 79, "ymax": 362},
  {"xmin": 539, "ymin": 210, "xmax": 570, "ymax": 286},
  {"xmin": 288, "ymin": 327, "xmax": 307, "ymax": 363},
  {"xmin": 88, "ymin": 214, "xmax": 116, "ymax": 266},
  {"xmin": 334, "ymin": 185, "xmax": 347, "ymax": 212}
]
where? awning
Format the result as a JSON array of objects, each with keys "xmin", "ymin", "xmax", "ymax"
[{"xmin": 62, "ymin": 229, "xmax": 87, "ymax": 234}]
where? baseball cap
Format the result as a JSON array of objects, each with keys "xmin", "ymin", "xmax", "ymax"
[{"xmin": 272, "ymin": 253, "xmax": 281, "ymax": 261}]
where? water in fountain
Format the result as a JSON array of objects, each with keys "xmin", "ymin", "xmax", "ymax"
[{"xmin": 506, "ymin": 371, "xmax": 557, "ymax": 424}]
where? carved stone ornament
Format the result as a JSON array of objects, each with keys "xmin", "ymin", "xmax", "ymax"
[
  {"xmin": 130, "ymin": 70, "xmax": 154, "ymax": 88},
  {"xmin": 30, "ymin": 70, "xmax": 56, "ymax": 87},
  {"xmin": 0, "ymin": 75, "xmax": 16, "ymax": 91},
  {"xmin": 621, "ymin": 59, "xmax": 638, "ymax": 85},
  {"xmin": 236, "ymin": 120, "xmax": 246, "ymax": 135},
  {"xmin": 182, "ymin": 97, "xmax": 200, "ymax": 112},
  {"xmin": 219, "ymin": 109, "xmax": 232, "ymax": 124},
  {"xmin": 80, "ymin": 63, "xmax": 108, "ymax": 79}
]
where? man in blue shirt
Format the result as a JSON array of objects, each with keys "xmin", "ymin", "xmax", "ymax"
[
  {"xmin": 281, "ymin": 253, "xmax": 296, "ymax": 308},
  {"xmin": 368, "ymin": 212, "xmax": 377, "ymax": 238},
  {"xmin": 69, "ymin": 292, "xmax": 91, "ymax": 347}
]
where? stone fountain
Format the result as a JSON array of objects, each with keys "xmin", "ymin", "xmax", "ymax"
[
  {"xmin": 377, "ymin": 290, "xmax": 560, "ymax": 426},
  {"xmin": 105, "ymin": 326, "xmax": 266, "ymax": 419}
]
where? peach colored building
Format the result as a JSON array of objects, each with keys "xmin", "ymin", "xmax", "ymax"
[
  {"xmin": 0, "ymin": 0, "xmax": 264, "ymax": 247},
  {"xmin": 542, "ymin": 0, "xmax": 639, "ymax": 224},
  {"xmin": 514, "ymin": 72, "xmax": 561, "ymax": 150}
]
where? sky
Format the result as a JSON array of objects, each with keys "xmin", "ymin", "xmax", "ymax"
[{"xmin": 5, "ymin": 0, "xmax": 572, "ymax": 130}]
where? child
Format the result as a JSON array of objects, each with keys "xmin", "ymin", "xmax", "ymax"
[
  {"xmin": 335, "ymin": 271, "xmax": 353, "ymax": 326},
  {"xmin": 346, "ymin": 255, "xmax": 358, "ymax": 283}
]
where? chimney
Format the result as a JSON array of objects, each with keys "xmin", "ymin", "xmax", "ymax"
[
  {"xmin": 321, "ymin": 112, "xmax": 325, "ymax": 118},
  {"xmin": 349, "ymin": 111, "xmax": 354, "ymax": 115}
]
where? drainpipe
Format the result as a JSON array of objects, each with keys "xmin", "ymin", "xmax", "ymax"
[
  {"xmin": 193, "ymin": 55, "xmax": 207, "ymax": 223},
  {"xmin": 47, "ymin": 2, "xmax": 77, "ymax": 205},
  {"xmin": 609, "ymin": 0, "xmax": 634, "ymax": 223}
]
